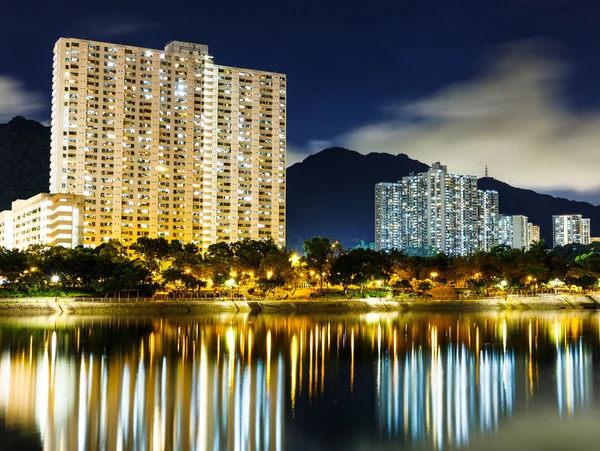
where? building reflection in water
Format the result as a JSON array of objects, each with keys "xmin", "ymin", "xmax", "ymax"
[
  {"xmin": 373, "ymin": 314, "xmax": 596, "ymax": 449},
  {"xmin": 0, "ymin": 321, "xmax": 284, "ymax": 451},
  {"xmin": 552, "ymin": 321, "xmax": 592, "ymax": 418},
  {"xmin": 376, "ymin": 331, "xmax": 514, "ymax": 448},
  {"xmin": 0, "ymin": 312, "xmax": 598, "ymax": 450}
]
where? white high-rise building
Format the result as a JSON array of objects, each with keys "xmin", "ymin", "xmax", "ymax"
[
  {"xmin": 50, "ymin": 38, "xmax": 286, "ymax": 249},
  {"xmin": 396, "ymin": 163, "xmax": 478, "ymax": 256},
  {"xmin": 477, "ymin": 190, "xmax": 499, "ymax": 252},
  {"xmin": 375, "ymin": 183, "xmax": 402, "ymax": 251},
  {"xmin": 553, "ymin": 215, "xmax": 591, "ymax": 247},
  {"xmin": 498, "ymin": 215, "xmax": 530, "ymax": 250}
]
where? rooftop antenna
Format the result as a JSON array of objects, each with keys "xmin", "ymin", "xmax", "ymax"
[{"xmin": 484, "ymin": 165, "xmax": 489, "ymax": 177}]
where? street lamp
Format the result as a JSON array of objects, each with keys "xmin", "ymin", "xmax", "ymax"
[
  {"xmin": 290, "ymin": 253, "xmax": 300, "ymax": 266},
  {"xmin": 500, "ymin": 280, "xmax": 508, "ymax": 300},
  {"xmin": 430, "ymin": 272, "xmax": 438, "ymax": 286},
  {"xmin": 51, "ymin": 275, "xmax": 60, "ymax": 284}
]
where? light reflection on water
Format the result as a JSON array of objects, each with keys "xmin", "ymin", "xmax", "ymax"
[{"xmin": 0, "ymin": 311, "xmax": 598, "ymax": 450}]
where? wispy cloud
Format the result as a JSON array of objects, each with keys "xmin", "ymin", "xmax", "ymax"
[
  {"xmin": 0, "ymin": 76, "xmax": 44, "ymax": 121},
  {"xmin": 74, "ymin": 15, "xmax": 158, "ymax": 39},
  {"xmin": 339, "ymin": 38, "xmax": 600, "ymax": 195},
  {"xmin": 292, "ymin": 38, "xmax": 600, "ymax": 199},
  {"xmin": 287, "ymin": 140, "xmax": 334, "ymax": 166}
]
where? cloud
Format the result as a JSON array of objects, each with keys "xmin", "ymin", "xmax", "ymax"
[
  {"xmin": 74, "ymin": 16, "xmax": 158, "ymax": 38},
  {"xmin": 285, "ymin": 38, "xmax": 598, "ymax": 200},
  {"xmin": 0, "ymin": 76, "xmax": 44, "ymax": 121},
  {"xmin": 287, "ymin": 139, "xmax": 334, "ymax": 166},
  {"xmin": 337, "ymin": 38, "xmax": 600, "ymax": 197}
]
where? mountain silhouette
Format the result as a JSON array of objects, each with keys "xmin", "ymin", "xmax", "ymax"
[
  {"xmin": 0, "ymin": 116, "xmax": 50, "ymax": 211},
  {"xmin": 287, "ymin": 148, "xmax": 600, "ymax": 249},
  {"xmin": 286, "ymin": 147, "xmax": 428, "ymax": 250},
  {"xmin": 478, "ymin": 177, "xmax": 600, "ymax": 244}
]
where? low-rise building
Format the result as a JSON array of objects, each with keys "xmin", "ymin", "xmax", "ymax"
[{"xmin": 0, "ymin": 193, "xmax": 84, "ymax": 250}]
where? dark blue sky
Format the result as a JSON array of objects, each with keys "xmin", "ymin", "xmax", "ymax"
[{"xmin": 2, "ymin": 0, "xmax": 600, "ymax": 190}]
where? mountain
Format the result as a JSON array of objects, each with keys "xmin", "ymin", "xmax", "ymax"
[
  {"xmin": 0, "ymin": 116, "xmax": 50, "ymax": 211},
  {"xmin": 286, "ymin": 147, "xmax": 428, "ymax": 250},
  {"xmin": 287, "ymin": 148, "xmax": 600, "ymax": 248},
  {"xmin": 478, "ymin": 177, "xmax": 600, "ymax": 243}
]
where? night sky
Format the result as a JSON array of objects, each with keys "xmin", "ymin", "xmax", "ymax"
[{"xmin": 2, "ymin": 0, "xmax": 600, "ymax": 201}]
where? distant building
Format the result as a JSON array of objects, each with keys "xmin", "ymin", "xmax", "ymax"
[
  {"xmin": 376, "ymin": 163, "xmax": 480, "ymax": 256},
  {"xmin": 399, "ymin": 163, "xmax": 479, "ymax": 255},
  {"xmin": 375, "ymin": 183, "xmax": 402, "ymax": 251},
  {"xmin": 552, "ymin": 215, "xmax": 591, "ymax": 247},
  {"xmin": 477, "ymin": 190, "xmax": 500, "ymax": 252},
  {"xmin": 0, "ymin": 193, "xmax": 84, "ymax": 250},
  {"xmin": 528, "ymin": 223, "xmax": 541, "ymax": 245},
  {"xmin": 497, "ymin": 215, "xmax": 529, "ymax": 250},
  {"xmin": 508, "ymin": 215, "xmax": 530, "ymax": 249},
  {"xmin": 590, "ymin": 237, "xmax": 600, "ymax": 243},
  {"xmin": 0, "ymin": 211, "xmax": 13, "ymax": 249},
  {"xmin": 373, "ymin": 163, "xmax": 545, "ymax": 255}
]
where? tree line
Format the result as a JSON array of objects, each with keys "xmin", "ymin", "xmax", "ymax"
[{"xmin": 0, "ymin": 236, "xmax": 599, "ymax": 298}]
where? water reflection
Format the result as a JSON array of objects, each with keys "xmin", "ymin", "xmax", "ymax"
[
  {"xmin": 377, "ymin": 340, "xmax": 515, "ymax": 448},
  {"xmin": 0, "ymin": 312, "xmax": 598, "ymax": 450}
]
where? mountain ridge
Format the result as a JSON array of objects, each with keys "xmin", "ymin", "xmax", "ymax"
[
  {"xmin": 0, "ymin": 116, "xmax": 50, "ymax": 211},
  {"xmin": 287, "ymin": 147, "xmax": 600, "ymax": 249}
]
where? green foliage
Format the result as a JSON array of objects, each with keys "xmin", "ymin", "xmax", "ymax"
[
  {"xmin": 303, "ymin": 236, "xmax": 339, "ymax": 290},
  {"xmin": 416, "ymin": 280, "xmax": 434, "ymax": 293},
  {"xmin": 4, "ymin": 235, "xmax": 600, "ymax": 299}
]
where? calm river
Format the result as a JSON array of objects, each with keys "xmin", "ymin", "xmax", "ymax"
[{"xmin": 1, "ymin": 311, "xmax": 599, "ymax": 450}]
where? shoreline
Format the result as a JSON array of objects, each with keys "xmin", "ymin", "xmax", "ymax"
[{"xmin": 1, "ymin": 294, "xmax": 599, "ymax": 316}]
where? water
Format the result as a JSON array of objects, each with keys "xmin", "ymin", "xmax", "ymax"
[{"xmin": 0, "ymin": 311, "xmax": 599, "ymax": 450}]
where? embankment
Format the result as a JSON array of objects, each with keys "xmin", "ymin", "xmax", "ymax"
[{"xmin": 1, "ymin": 294, "xmax": 599, "ymax": 316}]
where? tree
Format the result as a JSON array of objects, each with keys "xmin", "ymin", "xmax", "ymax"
[
  {"xmin": 130, "ymin": 237, "xmax": 171, "ymax": 272},
  {"xmin": 0, "ymin": 247, "xmax": 29, "ymax": 287},
  {"xmin": 330, "ymin": 248, "xmax": 388, "ymax": 295},
  {"xmin": 203, "ymin": 242, "xmax": 234, "ymax": 286},
  {"xmin": 303, "ymin": 237, "xmax": 337, "ymax": 290}
]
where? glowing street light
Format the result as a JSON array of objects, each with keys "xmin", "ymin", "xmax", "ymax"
[
  {"xmin": 290, "ymin": 253, "xmax": 300, "ymax": 266},
  {"xmin": 51, "ymin": 275, "xmax": 60, "ymax": 283},
  {"xmin": 430, "ymin": 272, "xmax": 438, "ymax": 286}
]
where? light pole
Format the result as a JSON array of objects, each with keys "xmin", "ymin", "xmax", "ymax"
[
  {"xmin": 430, "ymin": 272, "xmax": 438, "ymax": 287},
  {"xmin": 500, "ymin": 280, "xmax": 508, "ymax": 300}
]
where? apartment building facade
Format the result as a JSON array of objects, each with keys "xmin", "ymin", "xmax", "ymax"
[
  {"xmin": 50, "ymin": 38, "xmax": 286, "ymax": 249},
  {"xmin": 552, "ymin": 214, "xmax": 591, "ymax": 247},
  {"xmin": 375, "ymin": 183, "xmax": 402, "ymax": 251}
]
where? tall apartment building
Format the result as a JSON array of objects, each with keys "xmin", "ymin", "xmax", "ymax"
[
  {"xmin": 375, "ymin": 183, "xmax": 402, "ymax": 251},
  {"xmin": 374, "ymin": 164, "xmax": 542, "ymax": 255},
  {"xmin": 50, "ymin": 38, "xmax": 286, "ymax": 249},
  {"xmin": 378, "ymin": 163, "xmax": 479, "ymax": 256},
  {"xmin": 498, "ymin": 215, "xmax": 530, "ymax": 250},
  {"xmin": 552, "ymin": 215, "xmax": 590, "ymax": 247},
  {"xmin": 477, "ymin": 190, "xmax": 499, "ymax": 252}
]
